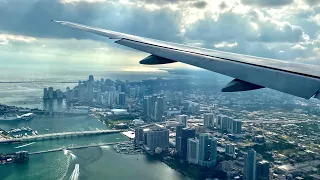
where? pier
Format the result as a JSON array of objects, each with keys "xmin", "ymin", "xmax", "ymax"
[
  {"xmin": 28, "ymin": 141, "xmax": 131, "ymax": 155},
  {"xmin": 0, "ymin": 130, "xmax": 122, "ymax": 144}
]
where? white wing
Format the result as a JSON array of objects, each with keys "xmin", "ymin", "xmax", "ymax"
[{"xmin": 52, "ymin": 20, "xmax": 320, "ymax": 100}]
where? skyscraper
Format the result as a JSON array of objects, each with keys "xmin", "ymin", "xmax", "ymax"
[
  {"xmin": 204, "ymin": 113, "xmax": 214, "ymax": 128},
  {"xmin": 119, "ymin": 92, "xmax": 126, "ymax": 106},
  {"xmin": 187, "ymin": 138, "xmax": 199, "ymax": 164},
  {"xmin": 199, "ymin": 133, "xmax": 209, "ymax": 165},
  {"xmin": 175, "ymin": 124, "xmax": 184, "ymax": 153},
  {"xmin": 135, "ymin": 127, "xmax": 144, "ymax": 146},
  {"xmin": 232, "ymin": 120, "xmax": 242, "ymax": 134},
  {"xmin": 256, "ymin": 160, "xmax": 270, "ymax": 180},
  {"xmin": 155, "ymin": 97, "xmax": 164, "ymax": 122},
  {"xmin": 225, "ymin": 143, "xmax": 235, "ymax": 156},
  {"xmin": 79, "ymin": 84, "xmax": 86, "ymax": 102},
  {"xmin": 87, "ymin": 80, "xmax": 94, "ymax": 102},
  {"xmin": 145, "ymin": 126, "xmax": 169, "ymax": 151},
  {"xmin": 210, "ymin": 138, "xmax": 217, "ymax": 166},
  {"xmin": 245, "ymin": 149, "xmax": 256, "ymax": 180},
  {"xmin": 43, "ymin": 88, "xmax": 48, "ymax": 99},
  {"xmin": 48, "ymin": 87, "xmax": 54, "ymax": 99},
  {"xmin": 143, "ymin": 97, "xmax": 148, "ymax": 116},
  {"xmin": 178, "ymin": 115, "xmax": 188, "ymax": 127},
  {"xmin": 89, "ymin": 75, "xmax": 94, "ymax": 82},
  {"xmin": 180, "ymin": 128, "xmax": 196, "ymax": 160}
]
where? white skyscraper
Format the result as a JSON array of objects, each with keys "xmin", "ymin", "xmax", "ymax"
[
  {"xmin": 178, "ymin": 115, "xmax": 188, "ymax": 127},
  {"xmin": 187, "ymin": 138, "xmax": 199, "ymax": 164},
  {"xmin": 204, "ymin": 113, "xmax": 214, "ymax": 128}
]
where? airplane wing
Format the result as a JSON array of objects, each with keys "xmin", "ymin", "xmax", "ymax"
[{"xmin": 52, "ymin": 20, "xmax": 320, "ymax": 100}]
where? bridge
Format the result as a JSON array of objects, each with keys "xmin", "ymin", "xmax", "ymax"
[
  {"xmin": 0, "ymin": 129, "xmax": 122, "ymax": 144},
  {"xmin": 29, "ymin": 141, "xmax": 131, "ymax": 155}
]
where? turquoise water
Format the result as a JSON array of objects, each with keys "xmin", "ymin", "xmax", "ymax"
[
  {"xmin": 0, "ymin": 115, "xmax": 191, "ymax": 180},
  {"xmin": 0, "ymin": 72, "xmax": 192, "ymax": 180}
]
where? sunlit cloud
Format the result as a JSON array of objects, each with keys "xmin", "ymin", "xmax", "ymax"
[
  {"xmin": 215, "ymin": 41, "xmax": 238, "ymax": 48},
  {"xmin": 0, "ymin": 34, "xmax": 36, "ymax": 44}
]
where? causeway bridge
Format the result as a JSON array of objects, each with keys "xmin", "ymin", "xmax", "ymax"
[
  {"xmin": 0, "ymin": 129, "xmax": 122, "ymax": 144},
  {"xmin": 29, "ymin": 141, "xmax": 131, "ymax": 155}
]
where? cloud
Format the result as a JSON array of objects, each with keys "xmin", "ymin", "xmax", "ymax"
[
  {"xmin": 192, "ymin": 1, "xmax": 207, "ymax": 9},
  {"xmin": 303, "ymin": 0, "xmax": 320, "ymax": 6},
  {"xmin": 1, "ymin": 0, "xmax": 320, "ymax": 70},
  {"xmin": 241, "ymin": 0, "xmax": 294, "ymax": 7},
  {"xmin": 0, "ymin": 0, "xmax": 182, "ymax": 42}
]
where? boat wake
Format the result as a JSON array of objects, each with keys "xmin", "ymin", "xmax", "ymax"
[
  {"xmin": 59, "ymin": 149, "xmax": 78, "ymax": 180},
  {"xmin": 14, "ymin": 142, "xmax": 35, "ymax": 149},
  {"xmin": 69, "ymin": 164, "xmax": 80, "ymax": 180}
]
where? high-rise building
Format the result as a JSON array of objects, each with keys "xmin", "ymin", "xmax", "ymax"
[
  {"xmin": 178, "ymin": 115, "xmax": 188, "ymax": 127},
  {"xmin": 225, "ymin": 143, "xmax": 235, "ymax": 156},
  {"xmin": 210, "ymin": 138, "xmax": 217, "ymax": 166},
  {"xmin": 48, "ymin": 87, "xmax": 54, "ymax": 99},
  {"xmin": 180, "ymin": 128, "xmax": 196, "ymax": 160},
  {"xmin": 89, "ymin": 75, "xmax": 94, "ymax": 82},
  {"xmin": 232, "ymin": 120, "xmax": 242, "ymax": 134},
  {"xmin": 256, "ymin": 160, "xmax": 270, "ymax": 180},
  {"xmin": 66, "ymin": 87, "xmax": 73, "ymax": 102},
  {"xmin": 155, "ymin": 97, "xmax": 164, "ymax": 122},
  {"xmin": 43, "ymin": 88, "xmax": 48, "ymax": 99},
  {"xmin": 129, "ymin": 87, "xmax": 136, "ymax": 98},
  {"xmin": 227, "ymin": 117, "xmax": 233, "ymax": 133},
  {"xmin": 204, "ymin": 113, "xmax": 214, "ymax": 128},
  {"xmin": 187, "ymin": 138, "xmax": 199, "ymax": 164},
  {"xmin": 199, "ymin": 133, "xmax": 209, "ymax": 164},
  {"xmin": 143, "ymin": 97, "xmax": 148, "ymax": 116},
  {"xmin": 119, "ymin": 92, "xmax": 126, "ymax": 106},
  {"xmin": 217, "ymin": 115, "xmax": 229, "ymax": 130},
  {"xmin": 135, "ymin": 127, "xmax": 144, "ymax": 146},
  {"xmin": 79, "ymin": 84, "xmax": 86, "ymax": 102},
  {"xmin": 87, "ymin": 80, "xmax": 94, "ymax": 102},
  {"xmin": 175, "ymin": 124, "xmax": 184, "ymax": 153},
  {"xmin": 245, "ymin": 149, "xmax": 256, "ymax": 180},
  {"xmin": 96, "ymin": 89, "xmax": 102, "ymax": 103},
  {"xmin": 145, "ymin": 125, "xmax": 169, "ymax": 151},
  {"xmin": 56, "ymin": 89, "xmax": 63, "ymax": 99}
]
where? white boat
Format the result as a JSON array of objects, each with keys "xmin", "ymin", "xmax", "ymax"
[{"xmin": 0, "ymin": 113, "xmax": 36, "ymax": 121}]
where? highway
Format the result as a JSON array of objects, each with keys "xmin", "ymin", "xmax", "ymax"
[{"xmin": 0, "ymin": 129, "xmax": 122, "ymax": 144}]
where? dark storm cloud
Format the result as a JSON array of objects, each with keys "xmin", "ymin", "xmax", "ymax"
[
  {"xmin": 241, "ymin": 0, "xmax": 294, "ymax": 7},
  {"xmin": 192, "ymin": 1, "xmax": 207, "ymax": 9},
  {"xmin": 0, "ymin": 0, "xmax": 182, "ymax": 42}
]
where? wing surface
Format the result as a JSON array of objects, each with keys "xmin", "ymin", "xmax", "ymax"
[{"xmin": 52, "ymin": 20, "xmax": 320, "ymax": 99}]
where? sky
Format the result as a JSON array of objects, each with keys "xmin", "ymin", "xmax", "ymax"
[{"xmin": 0, "ymin": 0, "xmax": 320, "ymax": 76}]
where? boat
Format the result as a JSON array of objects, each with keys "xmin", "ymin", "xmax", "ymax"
[{"xmin": 0, "ymin": 113, "xmax": 36, "ymax": 121}]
